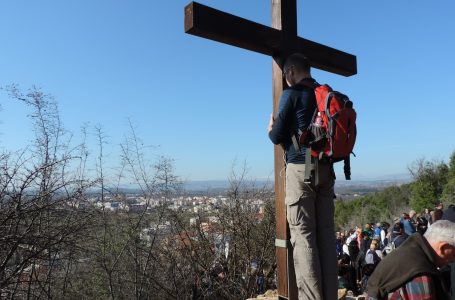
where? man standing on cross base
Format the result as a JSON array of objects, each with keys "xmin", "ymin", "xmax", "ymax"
[{"xmin": 268, "ymin": 53, "xmax": 337, "ymax": 300}]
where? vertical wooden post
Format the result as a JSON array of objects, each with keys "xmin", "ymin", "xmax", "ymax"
[
  {"xmin": 271, "ymin": 58, "xmax": 289, "ymax": 298},
  {"xmin": 272, "ymin": 1, "xmax": 298, "ymax": 299}
]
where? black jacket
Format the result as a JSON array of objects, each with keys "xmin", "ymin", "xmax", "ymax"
[
  {"xmin": 367, "ymin": 233, "xmax": 450, "ymax": 299},
  {"xmin": 268, "ymin": 78, "xmax": 316, "ymax": 163}
]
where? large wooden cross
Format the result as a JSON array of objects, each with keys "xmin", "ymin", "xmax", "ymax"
[{"xmin": 184, "ymin": 1, "xmax": 357, "ymax": 299}]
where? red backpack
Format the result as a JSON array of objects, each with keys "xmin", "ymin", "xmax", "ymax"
[{"xmin": 306, "ymin": 84, "xmax": 357, "ymax": 179}]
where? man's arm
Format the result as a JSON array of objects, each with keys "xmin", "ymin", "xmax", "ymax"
[
  {"xmin": 267, "ymin": 113, "xmax": 274, "ymax": 134},
  {"xmin": 268, "ymin": 90, "xmax": 292, "ymax": 145}
]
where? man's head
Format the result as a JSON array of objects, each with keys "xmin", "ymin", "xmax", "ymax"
[
  {"xmin": 409, "ymin": 210, "xmax": 416, "ymax": 219},
  {"xmin": 283, "ymin": 53, "xmax": 311, "ymax": 87},
  {"xmin": 424, "ymin": 220, "xmax": 455, "ymax": 267}
]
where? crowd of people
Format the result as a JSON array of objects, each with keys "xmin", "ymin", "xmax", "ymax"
[{"xmin": 335, "ymin": 203, "xmax": 455, "ymax": 299}]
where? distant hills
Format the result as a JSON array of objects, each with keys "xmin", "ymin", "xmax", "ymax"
[
  {"xmin": 183, "ymin": 174, "xmax": 411, "ymax": 192},
  {"xmin": 84, "ymin": 174, "xmax": 411, "ymax": 195}
]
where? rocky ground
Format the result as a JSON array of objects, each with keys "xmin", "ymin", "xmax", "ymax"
[{"xmin": 246, "ymin": 289, "xmax": 367, "ymax": 300}]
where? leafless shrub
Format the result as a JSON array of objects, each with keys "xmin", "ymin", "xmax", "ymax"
[
  {"xmin": 0, "ymin": 86, "xmax": 96, "ymax": 298},
  {"xmin": 1, "ymin": 87, "xmax": 276, "ymax": 300}
]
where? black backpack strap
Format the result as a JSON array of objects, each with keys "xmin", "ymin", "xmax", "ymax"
[
  {"xmin": 304, "ymin": 148, "xmax": 312, "ymax": 183},
  {"xmin": 344, "ymin": 156, "xmax": 351, "ymax": 180},
  {"xmin": 290, "ymin": 79, "xmax": 319, "ymax": 183},
  {"xmin": 291, "ymin": 134, "xmax": 313, "ymax": 183},
  {"xmin": 291, "ymin": 134, "xmax": 300, "ymax": 153}
]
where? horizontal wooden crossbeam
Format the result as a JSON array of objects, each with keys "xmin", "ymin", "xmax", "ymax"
[{"xmin": 184, "ymin": 2, "xmax": 357, "ymax": 76}]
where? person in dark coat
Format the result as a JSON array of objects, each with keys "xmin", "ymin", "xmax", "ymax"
[{"xmin": 366, "ymin": 220, "xmax": 455, "ymax": 299}]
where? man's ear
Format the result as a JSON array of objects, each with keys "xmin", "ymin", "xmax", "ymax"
[{"xmin": 439, "ymin": 242, "xmax": 451, "ymax": 255}]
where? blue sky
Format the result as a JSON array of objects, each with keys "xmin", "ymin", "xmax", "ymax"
[{"xmin": 1, "ymin": 0, "xmax": 454, "ymax": 181}]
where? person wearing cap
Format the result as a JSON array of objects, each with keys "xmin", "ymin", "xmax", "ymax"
[{"xmin": 367, "ymin": 220, "xmax": 455, "ymax": 299}]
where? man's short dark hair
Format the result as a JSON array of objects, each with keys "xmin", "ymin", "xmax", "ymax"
[{"xmin": 284, "ymin": 53, "xmax": 310, "ymax": 73}]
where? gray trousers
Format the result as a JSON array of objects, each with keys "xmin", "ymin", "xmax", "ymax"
[{"xmin": 286, "ymin": 162, "xmax": 337, "ymax": 300}]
